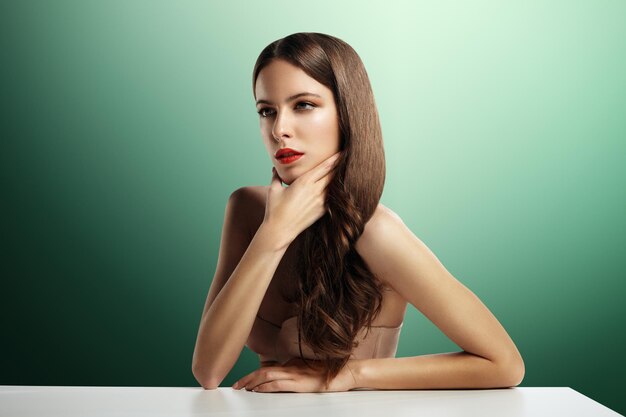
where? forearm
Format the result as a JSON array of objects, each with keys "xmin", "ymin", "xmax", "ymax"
[
  {"xmin": 192, "ymin": 223, "xmax": 289, "ymax": 388},
  {"xmin": 348, "ymin": 351, "xmax": 524, "ymax": 390}
]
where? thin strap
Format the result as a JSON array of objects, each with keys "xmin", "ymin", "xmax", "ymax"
[
  {"xmin": 257, "ymin": 313, "xmax": 403, "ymax": 330},
  {"xmin": 256, "ymin": 313, "xmax": 282, "ymax": 328},
  {"xmin": 370, "ymin": 321, "xmax": 404, "ymax": 330}
]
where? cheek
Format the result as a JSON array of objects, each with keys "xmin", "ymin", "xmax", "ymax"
[
  {"xmin": 305, "ymin": 111, "xmax": 340, "ymax": 147},
  {"xmin": 261, "ymin": 129, "xmax": 275, "ymax": 148}
]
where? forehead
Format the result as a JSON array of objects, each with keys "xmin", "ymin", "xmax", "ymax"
[{"xmin": 255, "ymin": 59, "xmax": 331, "ymax": 101}]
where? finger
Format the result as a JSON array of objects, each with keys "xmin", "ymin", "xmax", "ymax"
[
  {"xmin": 314, "ymin": 167, "xmax": 335, "ymax": 192},
  {"xmin": 234, "ymin": 368, "xmax": 265, "ymax": 390},
  {"xmin": 297, "ymin": 152, "xmax": 341, "ymax": 184},
  {"xmin": 232, "ymin": 371, "xmax": 255, "ymax": 390},
  {"xmin": 243, "ymin": 369, "xmax": 293, "ymax": 391},
  {"xmin": 314, "ymin": 152, "xmax": 341, "ymax": 183},
  {"xmin": 253, "ymin": 379, "xmax": 298, "ymax": 393},
  {"xmin": 313, "ymin": 164, "xmax": 335, "ymax": 183},
  {"xmin": 269, "ymin": 167, "xmax": 283, "ymax": 190}
]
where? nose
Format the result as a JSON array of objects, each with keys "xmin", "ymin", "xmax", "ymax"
[{"xmin": 271, "ymin": 110, "xmax": 293, "ymax": 141}]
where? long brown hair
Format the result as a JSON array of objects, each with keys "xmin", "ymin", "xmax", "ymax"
[{"xmin": 252, "ymin": 32, "xmax": 386, "ymax": 390}]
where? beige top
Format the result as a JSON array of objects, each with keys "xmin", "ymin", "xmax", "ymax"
[{"xmin": 247, "ymin": 313, "xmax": 403, "ymax": 365}]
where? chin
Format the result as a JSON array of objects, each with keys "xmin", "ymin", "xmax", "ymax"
[{"xmin": 274, "ymin": 167, "xmax": 298, "ymax": 186}]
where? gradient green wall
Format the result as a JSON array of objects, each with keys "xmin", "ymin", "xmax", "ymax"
[{"xmin": 1, "ymin": 1, "xmax": 624, "ymax": 414}]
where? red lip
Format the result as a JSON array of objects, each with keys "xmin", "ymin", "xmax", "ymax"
[
  {"xmin": 275, "ymin": 148, "xmax": 304, "ymax": 159},
  {"xmin": 277, "ymin": 154, "xmax": 303, "ymax": 164}
]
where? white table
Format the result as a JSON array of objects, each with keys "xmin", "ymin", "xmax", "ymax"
[{"xmin": 0, "ymin": 386, "xmax": 622, "ymax": 416}]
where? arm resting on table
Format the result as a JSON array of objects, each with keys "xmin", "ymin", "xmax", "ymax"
[{"xmin": 348, "ymin": 351, "xmax": 524, "ymax": 390}]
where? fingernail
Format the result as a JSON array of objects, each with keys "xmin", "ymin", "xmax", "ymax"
[{"xmin": 232, "ymin": 382, "xmax": 238, "ymax": 389}]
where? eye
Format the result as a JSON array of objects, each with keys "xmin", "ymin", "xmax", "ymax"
[
  {"xmin": 257, "ymin": 107, "xmax": 275, "ymax": 118},
  {"xmin": 295, "ymin": 101, "xmax": 315, "ymax": 111},
  {"xmin": 257, "ymin": 102, "xmax": 316, "ymax": 118}
]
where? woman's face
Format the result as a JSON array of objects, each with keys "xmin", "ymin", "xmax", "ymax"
[{"xmin": 254, "ymin": 59, "xmax": 341, "ymax": 185}]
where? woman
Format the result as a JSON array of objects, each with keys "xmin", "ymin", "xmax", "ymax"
[{"xmin": 192, "ymin": 32, "xmax": 525, "ymax": 393}]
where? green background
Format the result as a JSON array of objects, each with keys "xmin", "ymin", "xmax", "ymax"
[{"xmin": 1, "ymin": 0, "xmax": 624, "ymax": 414}]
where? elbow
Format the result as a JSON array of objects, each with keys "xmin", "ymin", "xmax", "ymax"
[
  {"xmin": 497, "ymin": 355, "xmax": 525, "ymax": 388},
  {"xmin": 198, "ymin": 379, "xmax": 221, "ymax": 390},
  {"xmin": 192, "ymin": 363, "xmax": 223, "ymax": 390}
]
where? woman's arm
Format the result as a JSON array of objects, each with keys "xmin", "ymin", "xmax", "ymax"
[
  {"xmin": 191, "ymin": 188, "xmax": 289, "ymax": 390},
  {"xmin": 350, "ymin": 205, "xmax": 525, "ymax": 389},
  {"xmin": 231, "ymin": 205, "xmax": 523, "ymax": 393},
  {"xmin": 347, "ymin": 351, "xmax": 522, "ymax": 390},
  {"xmin": 193, "ymin": 154, "xmax": 340, "ymax": 390}
]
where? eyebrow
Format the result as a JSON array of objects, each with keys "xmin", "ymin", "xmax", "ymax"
[{"xmin": 256, "ymin": 92, "xmax": 321, "ymax": 105}]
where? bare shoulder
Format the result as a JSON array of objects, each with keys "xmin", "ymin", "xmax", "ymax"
[
  {"xmin": 229, "ymin": 185, "xmax": 266, "ymax": 202},
  {"xmin": 372, "ymin": 203, "xmax": 404, "ymax": 226},
  {"xmin": 355, "ymin": 203, "xmax": 419, "ymax": 288},
  {"xmin": 356, "ymin": 203, "xmax": 406, "ymax": 247},
  {"xmin": 356, "ymin": 205, "xmax": 526, "ymax": 373},
  {"xmin": 228, "ymin": 186, "xmax": 267, "ymax": 236}
]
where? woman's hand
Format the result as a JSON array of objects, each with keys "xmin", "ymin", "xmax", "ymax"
[
  {"xmin": 262, "ymin": 152, "xmax": 341, "ymax": 249},
  {"xmin": 232, "ymin": 357, "xmax": 357, "ymax": 393}
]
